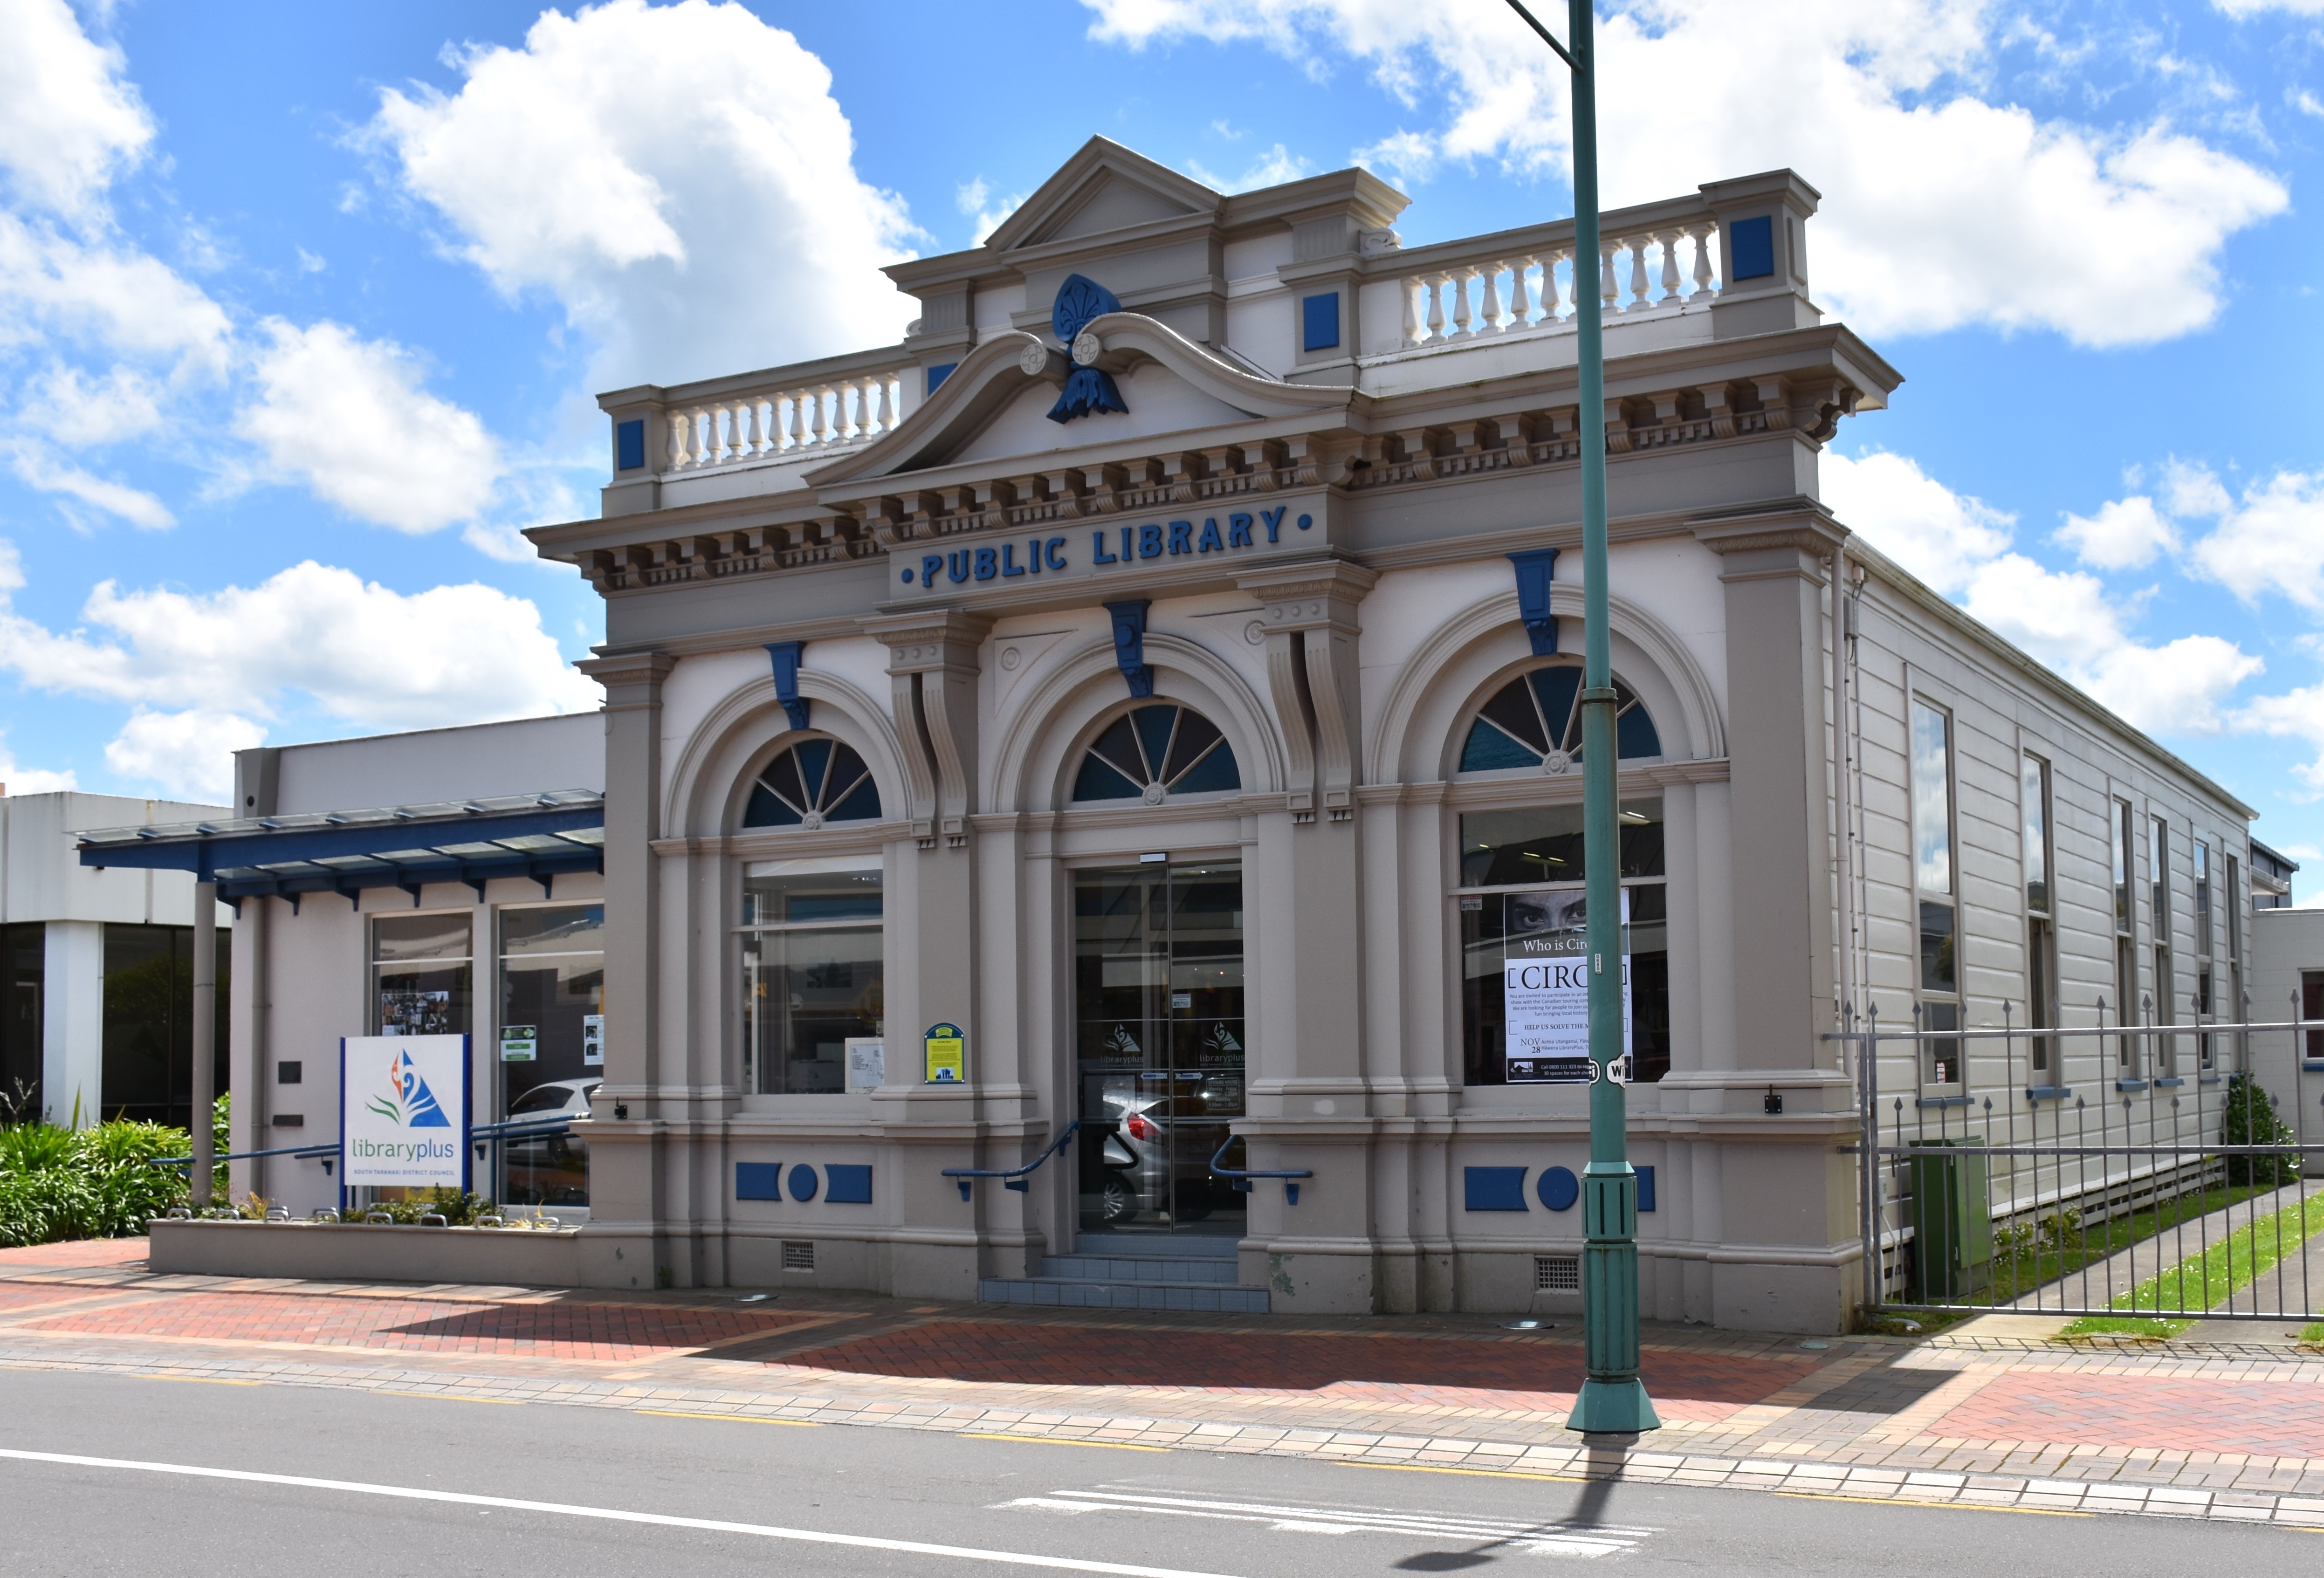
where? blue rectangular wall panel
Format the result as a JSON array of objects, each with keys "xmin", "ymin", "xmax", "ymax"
[
  {"xmin": 736, "ymin": 1162, "xmax": 783, "ymax": 1201},
  {"xmin": 1728, "ymin": 216, "xmax": 1774, "ymax": 280},
  {"xmin": 1301, "ymin": 292, "xmax": 1341, "ymax": 352},
  {"xmin": 824, "ymin": 1164, "xmax": 873, "ymax": 1204},
  {"xmin": 615, "ymin": 419, "xmax": 645, "ymax": 471},
  {"xmin": 1464, "ymin": 1166, "xmax": 1529, "ymax": 1211},
  {"xmin": 925, "ymin": 362, "xmax": 957, "ymax": 394},
  {"xmin": 1636, "ymin": 1165, "xmax": 1656, "ymax": 1213}
]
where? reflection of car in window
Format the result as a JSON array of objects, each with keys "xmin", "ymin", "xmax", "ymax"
[
  {"xmin": 1092, "ymin": 1084, "xmax": 1245, "ymax": 1225},
  {"xmin": 502, "ymin": 1078, "xmax": 600, "ymax": 1207}
]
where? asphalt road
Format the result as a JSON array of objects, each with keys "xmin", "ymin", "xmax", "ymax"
[{"xmin": 0, "ymin": 1367, "xmax": 2311, "ymax": 1576}]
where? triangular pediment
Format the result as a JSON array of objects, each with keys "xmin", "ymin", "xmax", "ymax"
[
  {"xmin": 802, "ymin": 318, "xmax": 1354, "ymax": 493},
  {"xmin": 983, "ymin": 137, "xmax": 1221, "ymax": 253}
]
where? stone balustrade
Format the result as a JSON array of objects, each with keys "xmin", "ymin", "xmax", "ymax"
[
  {"xmin": 1384, "ymin": 196, "xmax": 1728, "ymax": 351},
  {"xmin": 661, "ymin": 366, "xmax": 910, "ymax": 474}
]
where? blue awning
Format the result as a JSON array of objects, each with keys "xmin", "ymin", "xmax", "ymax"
[{"xmin": 77, "ymin": 790, "xmax": 604, "ymax": 907}]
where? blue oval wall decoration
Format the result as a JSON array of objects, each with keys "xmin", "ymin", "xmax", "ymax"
[
  {"xmin": 1537, "ymin": 1165, "xmax": 1580, "ymax": 1212},
  {"xmin": 786, "ymin": 1164, "xmax": 819, "ymax": 1202}
]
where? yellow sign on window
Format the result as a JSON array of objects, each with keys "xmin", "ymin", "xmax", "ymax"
[{"xmin": 923, "ymin": 1022, "xmax": 965, "ymax": 1084}]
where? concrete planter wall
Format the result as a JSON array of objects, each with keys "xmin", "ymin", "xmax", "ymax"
[{"xmin": 149, "ymin": 1218, "xmax": 584, "ymax": 1288}]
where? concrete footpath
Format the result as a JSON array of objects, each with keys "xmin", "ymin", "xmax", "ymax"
[{"xmin": 4, "ymin": 1237, "xmax": 2323, "ymax": 1531}]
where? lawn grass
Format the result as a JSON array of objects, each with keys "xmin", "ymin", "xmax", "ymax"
[
  {"xmin": 1970, "ymin": 1180, "xmax": 2280, "ymax": 1306},
  {"xmin": 2298, "ymin": 1322, "xmax": 2324, "ymax": 1346},
  {"xmin": 2060, "ymin": 1315, "xmax": 2192, "ymax": 1339},
  {"xmin": 2058, "ymin": 1184, "xmax": 2324, "ymax": 1338}
]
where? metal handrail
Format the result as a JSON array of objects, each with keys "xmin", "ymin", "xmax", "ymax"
[
  {"xmin": 1210, "ymin": 1139, "xmax": 1312, "ymax": 1204},
  {"xmin": 471, "ymin": 1117, "xmax": 577, "ymax": 1141},
  {"xmin": 151, "ymin": 1140, "xmax": 339, "ymax": 1169},
  {"xmin": 942, "ymin": 1120, "xmax": 1079, "ymax": 1201}
]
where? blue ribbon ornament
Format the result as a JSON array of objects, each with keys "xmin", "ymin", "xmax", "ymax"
[{"xmin": 1045, "ymin": 274, "xmax": 1130, "ymax": 425}]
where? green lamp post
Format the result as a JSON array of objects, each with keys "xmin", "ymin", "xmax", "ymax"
[{"xmin": 1503, "ymin": 0, "xmax": 1660, "ymax": 1437}]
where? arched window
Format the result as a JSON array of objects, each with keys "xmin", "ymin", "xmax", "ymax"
[
  {"xmin": 1072, "ymin": 703, "xmax": 1242, "ymax": 803},
  {"xmin": 743, "ymin": 738, "xmax": 882, "ymax": 828},
  {"xmin": 1459, "ymin": 663, "xmax": 1662, "ymax": 772}
]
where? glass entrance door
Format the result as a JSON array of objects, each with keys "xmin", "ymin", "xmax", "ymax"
[{"xmin": 1074, "ymin": 862, "xmax": 1245, "ymax": 1236}]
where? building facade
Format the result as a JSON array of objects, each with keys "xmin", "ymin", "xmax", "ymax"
[
  {"xmin": 0, "ymin": 791, "xmax": 230, "ymax": 1128},
  {"xmin": 512, "ymin": 139, "xmax": 2254, "ymax": 1332}
]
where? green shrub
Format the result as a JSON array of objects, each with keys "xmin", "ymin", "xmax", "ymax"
[
  {"xmin": 0, "ymin": 1124, "xmax": 77, "ymax": 1173},
  {"xmin": 0, "ymin": 1114, "xmax": 196, "ymax": 1245},
  {"xmin": 2220, "ymin": 1071, "xmax": 2301, "ymax": 1186},
  {"xmin": 358, "ymin": 1187, "xmax": 499, "ymax": 1226}
]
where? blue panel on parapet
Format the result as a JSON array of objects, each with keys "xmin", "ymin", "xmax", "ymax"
[
  {"xmin": 824, "ymin": 1164, "xmax": 872, "ymax": 1204},
  {"xmin": 1728, "ymin": 215, "xmax": 1774, "ymax": 281},
  {"xmin": 1536, "ymin": 1166, "xmax": 1579, "ymax": 1212},
  {"xmin": 786, "ymin": 1164, "xmax": 819, "ymax": 1202},
  {"xmin": 1636, "ymin": 1165, "xmax": 1656, "ymax": 1213},
  {"xmin": 736, "ymin": 1163, "xmax": 783, "ymax": 1201},
  {"xmin": 1464, "ymin": 1166, "xmax": 1529, "ymax": 1212},
  {"xmin": 1302, "ymin": 292, "xmax": 1341, "ymax": 352},
  {"xmin": 615, "ymin": 419, "xmax": 645, "ymax": 472},
  {"xmin": 925, "ymin": 362, "xmax": 956, "ymax": 395}
]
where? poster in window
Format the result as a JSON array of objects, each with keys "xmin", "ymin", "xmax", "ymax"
[
  {"xmin": 1503, "ymin": 890, "xmax": 1630, "ymax": 1083},
  {"xmin": 498, "ymin": 1024, "xmax": 537, "ymax": 1062},
  {"xmin": 845, "ymin": 1036, "xmax": 884, "ymax": 1091},
  {"xmin": 378, "ymin": 987, "xmax": 455, "ymax": 1037},
  {"xmin": 581, "ymin": 1014, "xmax": 605, "ymax": 1066}
]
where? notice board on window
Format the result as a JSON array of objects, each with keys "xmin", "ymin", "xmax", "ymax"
[
  {"xmin": 1502, "ymin": 891, "xmax": 1630, "ymax": 1083},
  {"xmin": 341, "ymin": 1034, "xmax": 470, "ymax": 1190}
]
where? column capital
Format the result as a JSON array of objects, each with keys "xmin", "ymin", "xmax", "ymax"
[
  {"xmin": 861, "ymin": 609, "xmax": 990, "ymax": 674},
  {"xmin": 1238, "ymin": 556, "xmax": 1379, "ymax": 635}
]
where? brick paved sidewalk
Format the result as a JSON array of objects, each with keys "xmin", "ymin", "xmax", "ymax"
[{"xmin": 4, "ymin": 1237, "xmax": 2323, "ymax": 1531}]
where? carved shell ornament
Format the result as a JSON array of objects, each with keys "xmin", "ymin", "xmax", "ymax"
[{"xmin": 1046, "ymin": 274, "xmax": 1130, "ymax": 424}]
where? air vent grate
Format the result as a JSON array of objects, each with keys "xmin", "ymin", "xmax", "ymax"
[
  {"xmin": 1534, "ymin": 1254, "xmax": 1580, "ymax": 1292},
  {"xmin": 781, "ymin": 1240, "xmax": 815, "ymax": 1272}
]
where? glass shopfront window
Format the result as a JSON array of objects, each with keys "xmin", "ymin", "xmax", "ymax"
[
  {"xmin": 741, "ymin": 858, "xmax": 884, "ymax": 1095},
  {"xmin": 1458, "ymin": 797, "xmax": 1670, "ymax": 1086},
  {"xmin": 372, "ymin": 913, "xmax": 471, "ymax": 1037},
  {"xmin": 497, "ymin": 905, "xmax": 603, "ymax": 1208}
]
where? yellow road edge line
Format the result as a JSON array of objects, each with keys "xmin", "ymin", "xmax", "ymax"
[
  {"xmin": 636, "ymin": 1409, "xmax": 820, "ymax": 1427},
  {"xmin": 369, "ymin": 1390, "xmax": 522, "ymax": 1405},
  {"xmin": 1774, "ymin": 1490, "xmax": 2091, "ymax": 1518},
  {"xmin": 962, "ymin": 1432, "xmax": 1168, "ymax": 1453},
  {"xmin": 148, "ymin": 1376, "xmax": 261, "ymax": 1387},
  {"xmin": 1341, "ymin": 1461, "xmax": 1581, "ymax": 1483}
]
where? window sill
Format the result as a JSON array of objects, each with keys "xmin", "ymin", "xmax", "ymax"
[
  {"xmin": 2304, "ymin": 1061, "xmax": 2324, "ymax": 1073},
  {"xmin": 2025, "ymin": 1085, "xmax": 2072, "ymax": 1101},
  {"xmin": 2153, "ymin": 1076, "xmax": 2185, "ymax": 1088},
  {"xmin": 2115, "ymin": 1078, "xmax": 2149, "ymax": 1093},
  {"xmin": 1915, "ymin": 1095, "xmax": 1971, "ymax": 1108},
  {"xmin": 2198, "ymin": 1073, "xmax": 2222, "ymax": 1085}
]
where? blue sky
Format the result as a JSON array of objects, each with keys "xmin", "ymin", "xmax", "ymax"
[{"xmin": 2, "ymin": 0, "xmax": 2321, "ymax": 896}]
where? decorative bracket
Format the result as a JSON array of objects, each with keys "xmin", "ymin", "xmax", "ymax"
[
  {"xmin": 763, "ymin": 641, "xmax": 810, "ymax": 730},
  {"xmin": 1103, "ymin": 600, "xmax": 1154, "ymax": 699},
  {"xmin": 1507, "ymin": 549, "xmax": 1560, "ymax": 657}
]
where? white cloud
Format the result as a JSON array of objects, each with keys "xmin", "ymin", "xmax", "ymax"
[
  {"xmin": 2214, "ymin": 1, "xmax": 2324, "ymax": 15},
  {"xmin": 1086, "ymin": 0, "xmax": 2289, "ymax": 347},
  {"xmin": 364, "ymin": 0, "xmax": 919, "ymax": 389},
  {"xmin": 103, "ymin": 707, "xmax": 266, "ymax": 802},
  {"xmin": 1824, "ymin": 450, "xmax": 2261, "ymax": 734},
  {"xmin": 4, "ymin": 446, "xmax": 173, "ymax": 528},
  {"xmin": 0, "ymin": 734, "xmax": 76, "ymax": 795},
  {"xmin": 0, "ymin": 542, "xmax": 599, "ymax": 733},
  {"xmin": 957, "ymin": 177, "xmax": 1027, "ymax": 247},
  {"xmin": 1185, "ymin": 142, "xmax": 1314, "ymax": 193},
  {"xmin": 0, "ymin": 0, "xmax": 155, "ymax": 219},
  {"xmin": 0, "ymin": 212, "xmax": 233, "ymax": 368},
  {"xmin": 2055, "ymin": 495, "xmax": 2179, "ymax": 570},
  {"xmin": 1821, "ymin": 449, "xmax": 2012, "ymax": 595},
  {"xmin": 2183, "ymin": 468, "xmax": 2324, "ymax": 613},
  {"xmin": 14, "ymin": 362, "xmax": 167, "ymax": 446},
  {"xmin": 235, "ymin": 319, "xmax": 502, "ymax": 533},
  {"xmin": 2236, "ymin": 686, "xmax": 2324, "ymax": 796}
]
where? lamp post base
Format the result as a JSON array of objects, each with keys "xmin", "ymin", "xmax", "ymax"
[{"xmin": 1566, "ymin": 1375, "xmax": 1662, "ymax": 1435}]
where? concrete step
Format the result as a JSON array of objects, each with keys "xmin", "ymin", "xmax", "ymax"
[
  {"xmin": 976, "ymin": 1276, "xmax": 1270, "ymax": 1313},
  {"xmin": 1038, "ymin": 1254, "xmax": 1241, "ymax": 1284}
]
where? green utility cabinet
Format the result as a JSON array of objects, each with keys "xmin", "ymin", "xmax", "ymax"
[{"xmin": 1906, "ymin": 1136, "xmax": 1993, "ymax": 1300}]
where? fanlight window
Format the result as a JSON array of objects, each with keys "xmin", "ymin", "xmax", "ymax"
[
  {"xmin": 1459, "ymin": 663, "xmax": 1662, "ymax": 773},
  {"xmin": 743, "ymin": 738, "xmax": 882, "ymax": 829},
  {"xmin": 1072, "ymin": 703, "xmax": 1242, "ymax": 804}
]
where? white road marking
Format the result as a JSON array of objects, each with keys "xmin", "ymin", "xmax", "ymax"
[
  {"xmin": 0, "ymin": 1448, "xmax": 1250, "ymax": 1578},
  {"xmin": 997, "ymin": 1488, "xmax": 1654, "ymax": 1558}
]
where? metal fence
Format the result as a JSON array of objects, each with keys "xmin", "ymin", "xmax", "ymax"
[{"xmin": 1833, "ymin": 997, "xmax": 2324, "ymax": 1324}]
